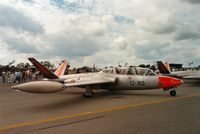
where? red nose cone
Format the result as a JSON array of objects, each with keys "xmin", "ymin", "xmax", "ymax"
[{"xmin": 159, "ymin": 76, "xmax": 183, "ymax": 88}]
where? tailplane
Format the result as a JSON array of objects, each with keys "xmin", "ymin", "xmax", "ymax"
[{"xmin": 165, "ymin": 62, "xmax": 171, "ymax": 72}]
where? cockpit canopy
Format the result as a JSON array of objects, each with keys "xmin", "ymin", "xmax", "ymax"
[{"xmin": 103, "ymin": 66, "xmax": 156, "ymax": 76}]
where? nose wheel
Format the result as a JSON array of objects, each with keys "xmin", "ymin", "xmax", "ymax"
[{"xmin": 169, "ymin": 90, "xmax": 176, "ymax": 96}]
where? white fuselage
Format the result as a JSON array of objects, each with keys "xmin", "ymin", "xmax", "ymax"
[{"xmin": 60, "ymin": 72, "xmax": 160, "ymax": 90}]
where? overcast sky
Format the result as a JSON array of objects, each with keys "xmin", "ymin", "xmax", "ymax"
[{"xmin": 0, "ymin": 0, "xmax": 200, "ymax": 67}]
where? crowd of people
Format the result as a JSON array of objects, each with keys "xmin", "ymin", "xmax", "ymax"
[{"xmin": 1, "ymin": 69, "xmax": 40, "ymax": 84}]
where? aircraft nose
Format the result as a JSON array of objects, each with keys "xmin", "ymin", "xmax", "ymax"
[
  {"xmin": 158, "ymin": 76, "xmax": 183, "ymax": 89},
  {"xmin": 171, "ymin": 77, "xmax": 183, "ymax": 86}
]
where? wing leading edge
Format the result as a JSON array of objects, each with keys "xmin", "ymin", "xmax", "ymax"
[
  {"xmin": 64, "ymin": 77, "xmax": 116, "ymax": 88},
  {"xmin": 182, "ymin": 76, "xmax": 200, "ymax": 80}
]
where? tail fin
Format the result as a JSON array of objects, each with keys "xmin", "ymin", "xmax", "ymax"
[
  {"xmin": 156, "ymin": 61, "xmax": 171, "ymax": 74},
  {"xmin": 54, "ymin": 60, "xmax": 68, "ymax": 77},
  {"xmin": 164, "ymin": 62, "xmax": 171, "ymax": 72},
  {"xmin": 28, "ymin": 58, "xmax": 59, "ymax": 79}
]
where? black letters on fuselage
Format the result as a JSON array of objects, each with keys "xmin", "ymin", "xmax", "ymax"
[{"xmin": 130, "ymin": 81, "xmax": 145, "ymax": 86}]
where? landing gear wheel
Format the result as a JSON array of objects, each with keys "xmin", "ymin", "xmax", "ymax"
[
  {"xmin": 109, "ymin": 89, "xmax": 114, "ymax": 92},
  {"xmin": 84, "ymin": 90, "xmax": 94, "ymax": 97},
  {"xmin": 170, "ymin": 90, "xmax": 176, "ymax": 96}
]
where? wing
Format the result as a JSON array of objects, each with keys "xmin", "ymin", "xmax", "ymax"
[
  {"xmin": 182, "ymin": 76, "xmax": 200, "ymax": 80},
  {"xmin": 64, "ymin": 77, "xmax": 116, "ymax": 88}
]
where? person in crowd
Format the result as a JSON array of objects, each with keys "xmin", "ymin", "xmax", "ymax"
[
  {"xmin": 35, "ymin": 70, "xmax": 40, "ymax": 80},
  {"xmin": 21, "ymin": 70, "xmax": 26, "ymax": 82},
  {"xmin": 10, "ymin": 71, "xmax": 15, "ymax": 83},
  {"xmin": 2, "ymin": 70, "xmax": 6, "ymax": 83},
  {"xmin": 14, "ymin": 70, "xmax": 21, "ymax": 84},
  {"xmin": 25, "ymin": 69, "xmax": 30, "ymax": 81},
  {"xmin": 29, "ymin": 69, "xmax": 32, "ymax": 81},
  {"xmin": 7, "ymin": 70, "xmax": 12, "ymax": 84}
]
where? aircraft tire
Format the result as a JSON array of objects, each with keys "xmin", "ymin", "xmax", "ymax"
[
  {"xmin": 170, "ymin": 90, "xmax": 176, "ymax": 96},
  {"xmin": 109, "ymin": 89, "xmax": 114, "ymax": 92},
  {"xmin": 83, "ymin": 90, "xmax": 94, "ymax": 97}
]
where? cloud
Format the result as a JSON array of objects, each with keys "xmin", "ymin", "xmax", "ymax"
[
  {"xmin": 111, "ymin": 36, "xmax": 128, "ymax": 50},
  {"xmin": 0, "ymin": 5, "xmax": 44, "ymax": 34},
  {"xmin": 134, "ymin": 42, "xmax": 170, "ymax": 60},
  {"xmin": 3, "ymin": 36, "xmax": 39, "ymax": 53},
  {"xmin": 183, "ymin": 0, "xmax": 200, "ymax": 4},
  {"xmin": 175, "ymin": 31, "xmax": 200, "ymax": 41},
  {"xmin": 45, "ymin": 33, "xmax": 102, "ymax": 57},
  {"xmin": 174, "ymin": 21, "xmax": 200, "ymax": 40},
  {"xmin": 0, "ymin": 0, "xmax": 200, "ymax": 67},
  {"xmin": 135, "ymin": 13, "xmax": 177, "ymax": 35}
]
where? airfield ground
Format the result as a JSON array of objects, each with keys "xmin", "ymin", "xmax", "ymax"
[{"xmin": 0, "ymin": 82, "xmax": 200, "ymax": 134}]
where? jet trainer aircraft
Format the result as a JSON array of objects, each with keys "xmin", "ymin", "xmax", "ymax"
[
  {"xmin": 12, "ymin": 58, "xmax": 183, "ymax": 97},
  {"xmin": 0, "ymin": 59, "xmax": 15, "ymax": 76},
  {"xmin": 156, "ymin": 61, "xmax": 200, "ymax": 80},
  {"xmin": 0, "ymin": 59, "xmax": 15, "ymax": 69}
]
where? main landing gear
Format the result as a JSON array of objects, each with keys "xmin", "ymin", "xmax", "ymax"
[{"xmin": 84, "ymin": 86, "xmax": 94, "ymax": 97}]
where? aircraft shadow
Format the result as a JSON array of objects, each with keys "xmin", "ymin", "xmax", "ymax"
[
  {"xmin": 23, "ymin": 89, "xmax": 169, "ymax": 112},
  {"xmin": 62, "ymin": 89, "xmax": 169, "ymax": 97},
  {"xmin": 183, "ymin": 82, "xmax": 200, "ymax": 87}
]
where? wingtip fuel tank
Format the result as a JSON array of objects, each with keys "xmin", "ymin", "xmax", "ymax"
[{"xmin": 12, "ymin": 81, "xmax": 65, "ymax": 93}]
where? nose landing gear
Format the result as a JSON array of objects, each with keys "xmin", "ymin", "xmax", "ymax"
[
  {"xmin": 169, "ymin": 90, "xmax": 176, "ymax": 96},
  {"xmin": 163, "ymin": 87, "xmax": 177, "ymax": 96}
]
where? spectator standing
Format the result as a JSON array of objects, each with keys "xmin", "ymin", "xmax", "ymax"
[
  {"xmin": 35, "ymin": 70, "xmax": 40, "ymax": 80},
  {"xmin": 10, "ymin": 71, "xmax": 15, "ymax": 83},
  {"xmin": 29, "ymin": 70, "xmax": 32, "ymax": 81},
  {"xmin": 7, "ymin": 70, "xmax": 12, "ymax": 84},
  {"xmin": 21, "ymin": 70, "xmax": 26, "ymax": 82},
  {"xmin": 25, "ymin": 69, "xmax": 30, "ymax": 81},
  {"xmin": 14, "ymin": 70, "xmax": 21, "ymax": 84},
  {"xmin": 2, "ymin": 70, "xmax": 6, "ymax": 83}
]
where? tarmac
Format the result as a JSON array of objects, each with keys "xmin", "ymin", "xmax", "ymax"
[{"xmin": 0, "ymin": 82, "xmax": 200, "ymax": 134}]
